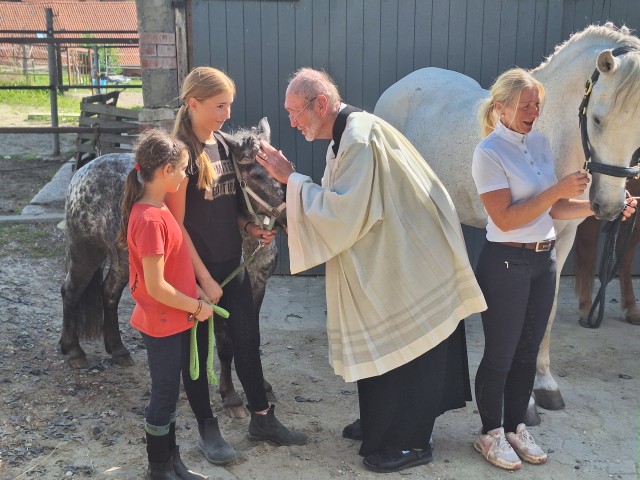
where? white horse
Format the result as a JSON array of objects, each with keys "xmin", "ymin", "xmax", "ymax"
[{"xmin": 374, "ymin": 23, "xmax": 640, "ymax": 424}]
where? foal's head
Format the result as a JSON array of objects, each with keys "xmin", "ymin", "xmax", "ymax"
[{"xmin": 222, "ymin": 117, "xmax": 287, "ymax": 228}]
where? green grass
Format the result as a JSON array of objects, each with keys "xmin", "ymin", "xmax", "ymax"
[
  {"xmin": 0, "ymin": 224, "xmax": 65, "ymax": 258},
  {"xmin": 0, "ymin": 73, "xmax": 143, "ymax": 114},
  {"xmin": 0, "ymin": 75, "xmax": 82, "ymax": 114}
]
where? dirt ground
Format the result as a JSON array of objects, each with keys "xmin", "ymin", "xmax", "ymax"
[{"xmin": 0, "ymin": 103, "xmax": 639, "ymax": 480}]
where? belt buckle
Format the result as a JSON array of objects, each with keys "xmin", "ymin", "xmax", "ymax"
[{"xmin": 535, "ymin": 241, "xmax": 551, "ymax": 252}]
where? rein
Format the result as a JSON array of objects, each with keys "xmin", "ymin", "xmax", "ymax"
[
  {"xmin": 578, "ymin": 45, "xmax": 640, "ymax": 328},
  {"xmin": 580, "ymin": 204, "xmax": 637, "ymax": 329}
]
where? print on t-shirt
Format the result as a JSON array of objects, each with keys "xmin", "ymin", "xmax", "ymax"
[{"xmin": 204, "ymin": 150, "xmax": 236, "ymax": 200}]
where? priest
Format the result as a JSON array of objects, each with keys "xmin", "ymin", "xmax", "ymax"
[{"xmin": 257, "ymin": 67, "xmax": 486, "ymax": 474}]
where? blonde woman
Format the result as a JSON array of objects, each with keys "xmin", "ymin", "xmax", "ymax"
[{"xmin": 471, "ymin": 68, "xmax": 635, "ymax": 470}]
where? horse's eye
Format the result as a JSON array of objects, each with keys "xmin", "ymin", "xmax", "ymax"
[{"xmin": 592, "ymin": 115, "xmax": 602, "ymax": 127}]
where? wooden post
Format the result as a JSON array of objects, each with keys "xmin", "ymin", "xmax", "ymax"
[
  {"xmin": 46, "ymin": 8, "xmax": 60, "ymax": 155},
  {"xmin": 21, "ymin": 44, "xmax": 28, "ymax": 80},
  {"xmin": 174, "ymin": 0, "xmax": 189, "ymax": 90},
  {"xmin": 66, "ymin": 48, "xmax": 72, "ymax": 87}
]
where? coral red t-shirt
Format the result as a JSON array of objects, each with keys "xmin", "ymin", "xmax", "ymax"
[{"xmin": 127, "ymin": 203, "xmax": 196, "ymax": 337}]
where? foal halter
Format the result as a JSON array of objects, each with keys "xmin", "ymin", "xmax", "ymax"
[
  {"xmin": 232, "ymin": 155, "xmax": 286, "ymax": 232},
  {"xmin": 579, "ymin": 45, "xmax": 640, "ymax": 178}
]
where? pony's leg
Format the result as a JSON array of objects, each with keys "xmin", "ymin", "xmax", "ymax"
[
  {"xmin": 101, "ymin": 251, "xmax": 133, "ymax": 366},
  {"xmin": 59, "ymin": 248, "xmax": 105, "ymax": 369},
  {"xmin": 618, "ymin": 223, "xmax": 640, "ymax": 325},
  {"xmin": 532, "ymin": 225, "xmax": 579, "ymax": 414},
  {"xmin": 248, "ymin": 241, "xmax": 278, "ymax": 403},
  {"xmin": 573, "ymin": 217, "xmax": 599, "ymax": 323},
  {"xmin": 214, "ymin": 318, "xmax": 247, "ymax": 419}
]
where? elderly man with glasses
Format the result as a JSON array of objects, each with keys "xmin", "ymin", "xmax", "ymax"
[{"xmin": 257, "ymin": 67, "xmax": 486, "ymax": 474}]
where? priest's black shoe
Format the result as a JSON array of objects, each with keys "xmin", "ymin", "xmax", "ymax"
[
  {"xmin": 342, "ymin": 419, "xmax": 362, "ymax": 440},
  {"xmin": 362, "ymin": 447, "xmax": 433, "ymax": 473}
]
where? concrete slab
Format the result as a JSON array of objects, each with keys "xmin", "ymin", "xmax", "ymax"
[{"xmin": 21, "ymin": 160, "xmax": 73, "ymax": 216}]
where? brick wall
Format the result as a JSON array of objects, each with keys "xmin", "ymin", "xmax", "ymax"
[{"xmin": 139, "ymin": 32, "xmax": 177, "ymax": 70}]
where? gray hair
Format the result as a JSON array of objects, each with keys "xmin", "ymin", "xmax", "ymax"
[{"xmin": 288, "ymin": 68, "xmax": 342, "ymax": 115}]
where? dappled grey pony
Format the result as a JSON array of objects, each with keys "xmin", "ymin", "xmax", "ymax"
[{"xmin": 59, "ymin": 118, "xmax": 285, "ymax": 417}]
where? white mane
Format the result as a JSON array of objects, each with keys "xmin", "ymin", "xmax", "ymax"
[{"xmin": 535, "ymin": 23, "xmax": 640, "ymax": 117}]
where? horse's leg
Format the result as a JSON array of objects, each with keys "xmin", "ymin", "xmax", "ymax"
[
  {"xmin": 101, "ymin": 250, "xmax": 133, "ymax": 366},
  {"xmin": 531, "ymin": 225, "xmax": 579, "ymax": 416},
  {"xmin": 214, "ymin": 318, "xmax": 247, "ymax": 419},
  {"xmin": 59, "ymin": 247, "xmax": 105, "ymax": 369},
  {"xmin": 573, "ymin": 217, "xmax": 599, "ymax": 323},
  {"xmin": 618, "ymin": 222, "xmax": 640, "ymax": 325}
]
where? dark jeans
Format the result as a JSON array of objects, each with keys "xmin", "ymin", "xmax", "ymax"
[
  {"xmin": 141, "ymin": 330, "xmax": 186, "ymax": 428},
  {"xmin": 474, "ymin": 242, "xmax": 556, "ymax": 433},
  {"xmin": 188, "ymin": 256, "xmax": 268, "ymax": 413}
]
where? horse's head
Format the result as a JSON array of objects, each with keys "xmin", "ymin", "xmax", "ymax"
[
  {"xmin": 220, "ymin": 117, "xmax": 287, "ymax": 228},
  {"xmin": 584, "ymin": 46, "xmax": 640, "ymax": 220}
]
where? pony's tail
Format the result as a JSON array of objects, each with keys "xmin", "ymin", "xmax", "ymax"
[
  {"xmin": 116, "ymin": 169, "xmax": 142, "ymax": 249},
  {"xmin": 77, "ymin": 266, "xmax": 105, "ymax": 340},
  {"xmin": 478, "ymin": 97, "xmax": 497, "ymax": 138}
]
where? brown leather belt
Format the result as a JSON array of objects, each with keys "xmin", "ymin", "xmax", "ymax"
[{"xmin": 497, "ymin": 240, "xmax": 556, "ymax": 252}]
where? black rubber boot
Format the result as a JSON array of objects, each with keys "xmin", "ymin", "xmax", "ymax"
[
  {"xmin": 146, "ymin": 457, "xmax": 180, "ymax": 480},
  {"xmin": 197, "ymin": 417, "xmax": 236, "ymax": 465},
  {"xmin": 171, "ymin": 445, "xmax": 208, "ymax": 480},
  {"xmin": 146, "ymin": 432, "xmax": 179, "ymax": 479},
  {"xmin": 247, "ymin": 405, "xmax": 308, "ymax": 445}
]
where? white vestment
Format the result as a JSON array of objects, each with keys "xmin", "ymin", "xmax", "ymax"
[{"xmin": 286, "ymin": 111, "xmax": 486, "ymax": 382}]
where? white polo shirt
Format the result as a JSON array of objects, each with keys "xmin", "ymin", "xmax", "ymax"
[{"xmin": 472, "ymin": 121, "xmax": 557, "ymax": 243}]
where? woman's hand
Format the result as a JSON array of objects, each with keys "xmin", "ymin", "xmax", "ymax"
[
  {"xmin": 555, "ymin": 171, "xmax": 590, "ymax": 199},
  {"xmin": 621, "ymin": 196, "xmax": 638, "ymax": 221},
  {"xmin": 245, "ymin": 222, "xmax": 278, "ymax": 245}
]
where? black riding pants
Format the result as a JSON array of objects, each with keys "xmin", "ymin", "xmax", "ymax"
[
  {"xmin": 474, "ymin": 242, "xmax": 556, "ymax": 433},
  {"xmin": 183, "ymin": 257, "xmax": 269, "ymax": 418}
]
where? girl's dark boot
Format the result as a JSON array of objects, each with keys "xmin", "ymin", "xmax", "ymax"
[
  {"xmin": 247, "ymin": 405, "xmax": 308, "ymax": 445},
  {"xmin": 168, "ymin": 419, "xmax": 209, "ymax": 479},
  {"xmin": 197, "ymin": 417, "xmax": 236, "ymax": 464},
  {"xmin": 146, "ymin": 432, "xmax": 179, "ymax": 480},
  {"xmin": 171, "ymin": 445, "xmax": 209, "ymax": 480}
]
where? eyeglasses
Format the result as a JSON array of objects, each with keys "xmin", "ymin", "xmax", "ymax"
[{"xmin": 288, "ymin": 96, "xmax": 317, "ymax": 122}]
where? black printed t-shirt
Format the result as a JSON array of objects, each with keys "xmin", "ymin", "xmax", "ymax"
[{"xmin": 183, "ymin": 138, "xmax": 242, "ymax": 263}]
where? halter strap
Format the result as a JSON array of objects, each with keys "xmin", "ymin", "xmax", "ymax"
[{"xmin": 579, "ymin": 45, "xmax": 640, "ymax": 178}]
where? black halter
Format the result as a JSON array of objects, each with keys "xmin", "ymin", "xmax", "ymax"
[
  {"xmin": 579, "ymin": 45, "xmax": 640, "ymax": 178},
  {"xmin": 578, "ymin": 45, "xmax": 640, "ymax": 330}
]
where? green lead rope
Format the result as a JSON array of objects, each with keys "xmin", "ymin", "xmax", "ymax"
[
  {"xmin": 189, "ymin": 223, "xmax": 272, "ymax": 385},
  {"xmin": 189, "ymin": 303, "xmax": 230, "ymax": 384}
]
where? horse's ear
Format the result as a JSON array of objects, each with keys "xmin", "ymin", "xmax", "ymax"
[
  {"xmin": 257, "ymin": 117, "xmax": 271, "ymax": 142},
  {"xmin": 597, "ymin": 50, "xmax": 617, "ymax": 75}
]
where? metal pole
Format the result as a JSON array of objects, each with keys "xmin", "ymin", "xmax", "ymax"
[{"xmin": 46, "ymin": 8, "xmax": 60, "ymax": 155}]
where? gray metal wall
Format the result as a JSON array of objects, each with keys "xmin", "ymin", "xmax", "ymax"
[{"xmin": 190, "ymin": 0, "xmax": 640, "ymax": 274}]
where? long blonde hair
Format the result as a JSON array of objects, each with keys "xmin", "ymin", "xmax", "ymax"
[
  {"xmin": 478, "ymin": 68, "xmax": 545, "ymax": 137},
  {"xmin": 116, "ymin": 129, "xmax": 187, "ymax": 248},
  {"xmin": 172, "ymin": 66, "xmax": 236, "ymax": 190}
]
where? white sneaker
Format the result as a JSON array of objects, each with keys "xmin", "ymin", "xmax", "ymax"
[
  {"xmin": 506, "ymin": 423, "xmax": 548, "ymax": 464},
  {"xmin": 474, "ymin": 427, "xmax": 522, "ymax": 470}
]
